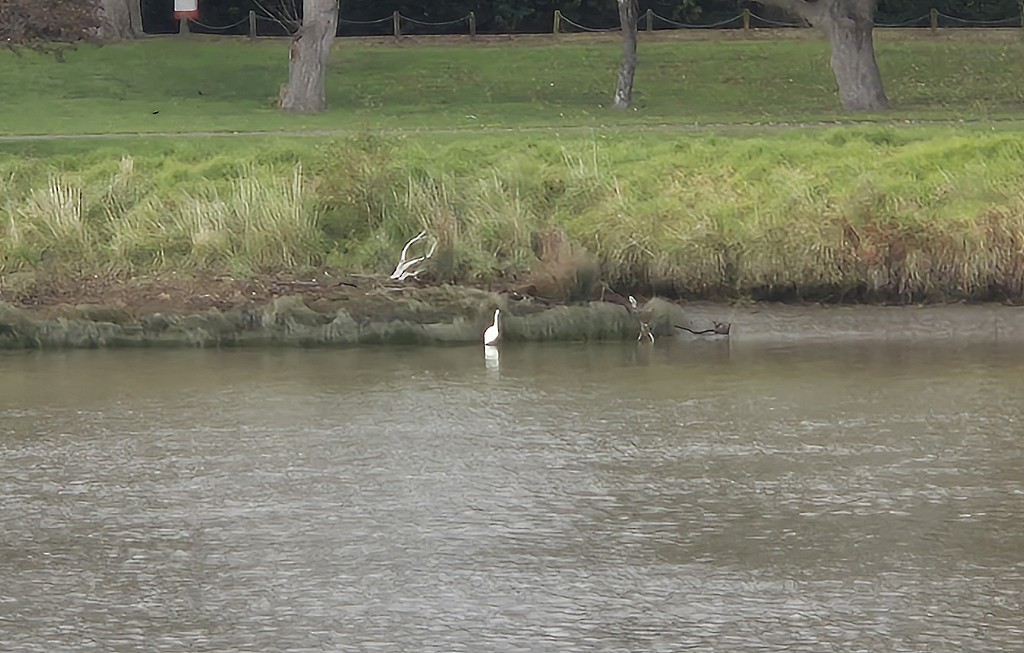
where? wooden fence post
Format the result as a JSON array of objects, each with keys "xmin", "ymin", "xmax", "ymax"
[
  {"xmin": 248, "ymin": 10, "xmax": 257, "ymax": 40},
  {"xmin": 553, "ymin": 10, "xmax": 562, "ymax": 34},
  {"xmin": 645, "ymin": 8, "xmax": 653, "ymax": 31},
  {"xmin": 393, "ymin": 10, "xmax": 401, "ymax": 38},
  {"xmin": 469, "ymin": 11, "xmax": 476, "ymax": 38},
  {"xmin": 929, "ymin": 7, "xmax": 938, "ymax": 33},
  {"xmin": 743, "ymin": 8, "xmax": 751, "ymax": 32}
]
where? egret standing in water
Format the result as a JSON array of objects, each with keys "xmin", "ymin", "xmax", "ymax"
[{"xmin": 483, "ymin": 309, "xmax": 501, "ymax": 345}]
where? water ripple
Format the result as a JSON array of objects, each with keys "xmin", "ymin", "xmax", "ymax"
[{"xmin": 0, "ymin": 344, "xmax": 1021, "ymax": 651}]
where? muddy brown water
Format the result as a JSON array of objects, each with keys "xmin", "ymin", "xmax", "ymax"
[{"xmin": 1, "ymin": 312, "xmax": 1022, "ymax": 651}]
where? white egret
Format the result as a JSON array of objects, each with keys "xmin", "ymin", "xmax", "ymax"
[{"xmin": 483, "ymin": 309, "xmax": 501, "ymax": 345}]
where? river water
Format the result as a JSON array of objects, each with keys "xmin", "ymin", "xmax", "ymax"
[{"xmin": 1, "ymin": 338, "xmax": 1022, "ymax": 652}]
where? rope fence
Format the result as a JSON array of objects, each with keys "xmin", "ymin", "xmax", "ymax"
[
  {"xmin": 337, "ymin": 17, "xmax": 390, "ymax": 26},
  {"xmin": 651, "ymin": 13, "xmax": 745, "ymax": 29},
  {"xmin": 937, "ymin": 12, "xmax": 1022, "ymax": 26},
  {"xmin": 187, "ymin": 16, "xmax": 250, "ymax": 31},
  {"xmin": 875, "ymin": 14, "xmax": 930, "ymax": 28},
  {"xmin": 559, "ymin": 14, "xmax": 619, "ymax": 33},
  {"xmin": 746, "ymin": 11, "xmax": 803, "ymax": 28},
  {"xmin": 171, "ymin": 8, "xmax": 1024, "ymax": 39}
]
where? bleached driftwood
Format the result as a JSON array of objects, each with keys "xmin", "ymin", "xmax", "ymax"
[{"xmin": 389, "ymin": 230, "xmax": 437, "ymax": 281}]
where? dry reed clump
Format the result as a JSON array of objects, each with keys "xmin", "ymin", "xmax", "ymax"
[
  {"xmin": 22, "ymin": 177, "xmax": 92, "ymax": 267},
  {"xmin": 529, "ymin": 228, "xmax": 601, "ymax": 303},
  {"xmin": 331, "ymin": 146, "xmax": 611, "ymax": 300},
  {"xmin": 977, "ymin": 209, "xmax": 1024, "ymax": 297},
  {"xmin": 104, "ymin": 157, "xmax": 169, "ymax": 270},
  {"xmin": 170, "ymin": 165, "xmax": 321, "ymax": 270},
  {"xmin": 0, "ymin": 159, "xmax": 321, "ymax": 276},
  {"xmin": 396, "ymin": 173, "xmax": 539, "ymax": 284},
  {"xmin": 817, "ymin": 187, "xmax": 1024, "ymax": 302},
  {"xmin": 313, "ymin": 137, "xmax": 405, "ymax": 246}
]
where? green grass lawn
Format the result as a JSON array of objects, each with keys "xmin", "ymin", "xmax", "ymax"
[{"xmin": 0, "ymin": 30, "xmax": 1022, "ymax": 136}]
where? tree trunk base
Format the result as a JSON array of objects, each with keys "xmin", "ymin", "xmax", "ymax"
[
  {"xmin": 823, "ymin": 10, "xmax": 888, "ymax": 111},
  {"xmin": 99, "ymin": 0, "xmax": 140, "ymax": 41},
  {"xmin": 281, "ymin": 0, "xmax": 339, "ymax": 114},
  {"xmin": 613, "ymin": 0, "xmax": 639, "ymax": 109}
]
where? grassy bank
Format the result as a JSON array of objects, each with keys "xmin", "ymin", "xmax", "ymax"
[
  {"xmin": 3, "ymin": 126, "xmax": 1024, "ymax": 303},
  {"xmin": 0, "ymin": 31, "xmax": 1022, "ymax": 135},
  {"xmin": 3, "ymin": 35, "xmax": 1024, "ymax": 304}
]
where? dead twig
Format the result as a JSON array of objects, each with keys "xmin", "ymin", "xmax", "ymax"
[{"xmin": 675, "ymin": 322, "xmax": 732, "ymax": 336}]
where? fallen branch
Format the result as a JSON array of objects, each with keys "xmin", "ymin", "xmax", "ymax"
[
  {"xmin": 675, "ymin": 322, "xmax": 732, "ymax": 336},
  {"xmin": 389, "ymin": 230, "xmax": 437, "ymax": 281}
]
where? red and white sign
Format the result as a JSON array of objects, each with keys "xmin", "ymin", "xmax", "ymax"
[{"xmin": 174, "ymin": 0, "xmax": 199, "ymax": 19}]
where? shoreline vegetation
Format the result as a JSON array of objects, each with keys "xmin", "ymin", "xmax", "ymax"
[
  {"xmin": 1, "ymin": 34, "xmax": 1023, "ymax": 347},
  {"xmin": 4, "ymin": 128, "xmax": 1024, "ymax": 304}
]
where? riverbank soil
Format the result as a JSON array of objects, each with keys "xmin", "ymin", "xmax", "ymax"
[
  {"xmin": 0, "ymin": 270, "xmax": 705, "ymax": 348},
  {"xmin": 1, "ymin": 270, "xmax": 361, "ymax": 318},
  {"xmin": 2, "ymin": 268, "xmax": 1022, "ymax": 351}
]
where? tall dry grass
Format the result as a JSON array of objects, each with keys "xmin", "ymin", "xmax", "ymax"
[
  {"xmin": 3, "ymin": 129, "xmax": 1024, "ymax": 303},
  {"xmin": 1, "ymin": 159, "xmax": 320, "ymax": 276}
]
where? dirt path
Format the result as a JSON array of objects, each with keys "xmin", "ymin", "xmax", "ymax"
[{"xmin": 2, "ymin": 118, "xmax": 1023, "ymax": 143}]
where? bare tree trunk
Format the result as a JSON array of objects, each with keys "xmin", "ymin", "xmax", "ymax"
[
  {"xmin": 98, "ymin": 0, "xmax": 139, "ymax": 40},
  {"xmin": 612, "ymin": 0, "xmax": 639, "ymax": 109},
  {"xmin": 821, "ymin": 1, "xmax": 888, "ymax": 111},
  {"xmin": 758, "ymin": 0, "xmax": 888, "ymax": 112},
  {"xmin": 281, "ymin": 0, "xmax": 339, "ymax": 114},
  {"xmin": 128, "ymin": 0, "xmax": 142, "ymax": 35}
]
